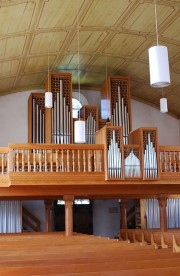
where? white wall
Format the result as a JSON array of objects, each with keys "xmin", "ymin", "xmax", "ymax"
[
  {"xmin": 131, "ymin": 99, "xmax": 180, "ymax": 146},
  {"xmin": 0, "ymin": 90, "xmax": 44, "ymax": 146},
  {"xmin": 93, "ymin": 200, "xmax": 120, "ymax": 238}
]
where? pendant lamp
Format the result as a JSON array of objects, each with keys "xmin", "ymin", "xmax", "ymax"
[
  {"xmin": 74, "ymin": 22, "xmax": 86, "ymax": 143},
  {"xmin": 148, "ymin": 0, "xmax": 170, "ymax": 88},
  {"xmin": 160, "ymin": 97, "xmax": 168, "ymax": 113},
  {"xmin": 45, "ymin": 54, "xmax": 53, "ymax": 108},
  {"xmin": 160, "ymin": 88, "xmax": 168, "ymax": 113}
]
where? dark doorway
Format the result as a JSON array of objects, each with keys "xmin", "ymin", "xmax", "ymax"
[{"xmin": 54, "ymin": 200, "xmax": 93, "ymax": 234}]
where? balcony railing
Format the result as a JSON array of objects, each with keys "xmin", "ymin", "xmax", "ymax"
[
  {"xmin": 0, "ymin": 143, "xmax": 179, "ymax": 182},
  {"xmin": 8, "ymin": 143, "xmax": 104, "ymax": 173}
]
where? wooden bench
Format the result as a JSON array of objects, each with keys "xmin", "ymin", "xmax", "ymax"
[{"xmin": 0, "ymin": 232, "xmax": 179, "ymax": 275}]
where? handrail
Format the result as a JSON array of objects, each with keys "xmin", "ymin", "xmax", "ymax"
[{"xmin": 22, "ymin": 206, "xmax": 41, "ymax": 232}]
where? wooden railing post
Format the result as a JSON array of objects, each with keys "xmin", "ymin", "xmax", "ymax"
[
  {"xmin": 120, "ymin": 198, "xmax": 128, "ymax": 229},
  {"xmin": 63, "ymin": 195, "xmax": 74, "ymax": 236},
  {"xmin": 8, "ymin": 148, "xmax": 14, "ymax": 172},
  {"xmin": 158, "ymin": 194, "xmax": 168, "ymax": 232},
  {"xmin": 44, "ymin": 199, "xmax": 54, "ymax": 232}
]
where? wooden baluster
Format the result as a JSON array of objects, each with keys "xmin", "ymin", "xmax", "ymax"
[
  {"xmin": 33, "ymin": 149, "xmax": 36, "ymax": 172},
  {"xmin": 164, "ymin": 151, "xmax": 167, "ymax": 172},
  {"xmin": 72, "ymin": 150, "xmax": 75, "ymax": 172},
  {"xmin": 50, "ymin": 151, "xmax": 53, "ymax": 172},
  {"xmin": 56, "ymin": 150, "xmax": 58, "ymax": 172},
  {"xmin": 16, "ymin": 150, "xmax": 19, "ymax": 172},
  {"xmin": 178, "ymin": 152, "xmax": 180, "ymax": 172},
  {"xmin": 160, "ymin": 151, "xmax": 163, "ymax": 172},
  {"xmin": 173, "ymin": 152, "xmax": 176, "ymax": 172},
  {"xmin": 99, "ymin": 150, "xmax": 102, "ymax": 172},
  {"xmin": 78, "ymin": 150, "xmax": 80, "ymax": 172},
  {"xmin": 67, "ymin": 150, "xmax": 70, "ymax": 172},
  {"xmin": 27, "ymin": 150, "xmax": 30, "ymax": 172},
  {"xmin": 44, "ymin": 150, "xmax": 47, "ymax": 172},
  {"xmin": 2, "ymin": 153, "xmax": 4, "ymax": 174},
  {"xmin": 39, "ymin": 150, "xmax": 42, "ymax": 172},
  {"xmin": 83, "ymin": 149, "xmax": 86, "ymax": 172},
  {"xmin": 94, "ymin": 150, "xmax": 97, "ymax": 172},
  {"xmin": 88, "ymin": 150, "xmax": 92, "ymax": 172},
  {"xmin": 21, "ymin": 150, "xmax": 25, "ymax": 172},
  {"xmin": 61, "ymin": 150, "xmax": 64, "ymax": 172}
]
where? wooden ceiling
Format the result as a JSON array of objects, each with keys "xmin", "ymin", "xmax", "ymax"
[{"xmin": 0, "ymin": 0, "xmax": 179, "ymax": 118}]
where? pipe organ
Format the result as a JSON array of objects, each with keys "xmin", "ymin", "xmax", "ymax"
[
  {"xmin": 28, "ymin": 94, "xmax": 45, "ymax": 143},
  {"xmin": 129, "ymin": 128, "xmax": 159, "ymax": 179},
  {"xmin": 80, "ymin": 106, "xmax": 98, "ymax": 144},
  {"xmin": 101, "ymin": 76, "xmax": 131, "ymax": 144}
]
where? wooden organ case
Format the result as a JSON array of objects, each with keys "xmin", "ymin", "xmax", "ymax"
[
  {"xmin": 28, "ymin": 72, "xmax": 73, "ymax": 144},
  {"xmin": 101, "ymin": 76, "xmax": 132, "ymax": 144}
]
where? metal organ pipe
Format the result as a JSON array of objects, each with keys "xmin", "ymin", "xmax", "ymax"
[
  {"xmin": 112, "ymin": 86, "xmax": 129, "ymax": 144},
  {"xmin": 107, "ymin": 130, "xmax": 122, "ymax": 179},
  {"xmin": 50, "ymin": 79, "xmax": 71, "ymax": 144},
  {"xmin": 144, "ymin": 133, "xmax": 158, "ymax": 179},
  {"xmin": 85, "ymin": 113, "xmax": 96, "ymax": 144}
]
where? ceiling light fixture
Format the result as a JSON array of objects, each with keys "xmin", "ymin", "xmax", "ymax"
[
  {"xmin": 148, "ymin": 0, "xmax": 170, "ymax": 88},
  {"xmin": 45, "ymin": 53, "xmax": 53, "ymax": 108},
  {"xmin": 74, "ymin": 20, "xmax": 86, "ymax": 144},
  {"xmin": 160, "ymin": 88, "xmax": 168, "ymax": 113}
]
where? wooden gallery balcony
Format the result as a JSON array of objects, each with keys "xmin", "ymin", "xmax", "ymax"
[{"xmin": 0, "ymin": 126, "xmax": 180, "ymax": 199}]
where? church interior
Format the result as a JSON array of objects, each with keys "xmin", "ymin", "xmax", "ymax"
[{"xmin": 0, "ymin": 0, "xmax": 180, "ymax": 274}]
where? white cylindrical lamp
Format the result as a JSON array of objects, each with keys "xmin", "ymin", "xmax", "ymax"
[
  {"xmin": 148, "ymin": 45, "xmax": 170, "ymax": 88},
  {"xmin": 74, "ymin": 120, "xmax": 86, "ymax": 143},
  {"xmin": 45, "ymin": 91, "xmax": 53, "ymax": 108},
  {"xmin": 160, "ymin": 97, "xmax": 168, "ymax": 113}
]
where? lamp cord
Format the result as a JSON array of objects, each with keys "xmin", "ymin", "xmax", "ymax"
[
  {"xmin": 48, "ymin": 52, "xmax": 49, "ymax": 92},
  {"xmin": 106, "ymin": 56, "xmax": 108, "ymax": 102},
  {"xmin": 77, "ymin": 8, "xmax": 81, "ymax": 120},
  {"xmin": 154, "ymin": 0, "xmax": 159, "ymax": 45}
]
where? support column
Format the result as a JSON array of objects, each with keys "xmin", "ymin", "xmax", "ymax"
[
  {"xmin": 44, "ymin": 200, "xmax": 54, "ymax": 232},
  {"xmin": 140, "ymin": 199, "xmax": 147, "ymax": 229},
  {"xmin": 63, "ymin": 195, "xmax": 74, "ymax": 236},
  {"xmin": 120, "ymin": 198, "xmax": 128, "ymax": 229},
  {"xmin": 158, "ymin": 195, "xmax": 168, "ymax": 232}
]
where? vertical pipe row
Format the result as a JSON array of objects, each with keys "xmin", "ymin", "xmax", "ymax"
[
  {"xmin": 144, "ymin": 132, "xmax": 158, "ymax": 179},
  {"xmin": 107, "ymin": 130, "xmax": 122, "ymax": 179},
  {"xmin": 32, "ymin": 98, "xmax": 45, "ymax": 143},
  {"xmin": 85, "ymin": 113, "xmax": 96, "ymax": 144},
  {"xmin": 112, "ymin": 86, "xmax": 129, "ymax": 144},
  {"xmin": 52, "ymin": 79, "xmax": 71, "ymax": 144}
]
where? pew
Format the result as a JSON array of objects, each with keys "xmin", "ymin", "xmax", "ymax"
[
  {"xmin": 119, "ymin": 228, "xmax": 180, "ymax": 252},
  {"xmin": 0, "ymin": 232, "xmax": 179, "ymax": 275}
]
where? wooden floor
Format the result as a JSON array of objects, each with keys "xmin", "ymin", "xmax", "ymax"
[{"xmin": 0, "ymin": 232, "xmax": 180, "ymax": 276}]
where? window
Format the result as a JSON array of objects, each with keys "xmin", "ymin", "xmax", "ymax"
[
  {"xmin": 72, "ymin": 92, "xmax": 88, "ymax": 118},
  {"xmin": 72, "ymin": 98, "xmax": 82, "ymax": 118},
  {"xmin": 57, "ymin": 199, "xmax": 90, "ymax": 205}
]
